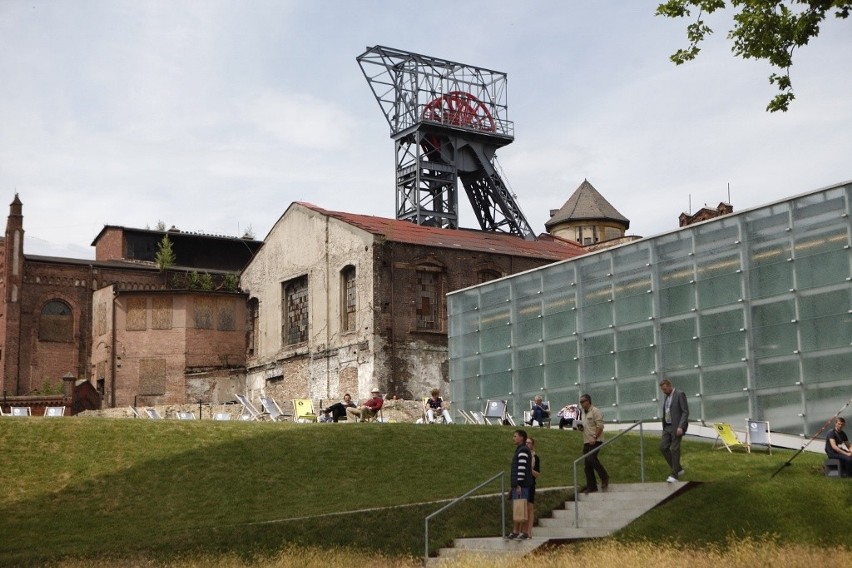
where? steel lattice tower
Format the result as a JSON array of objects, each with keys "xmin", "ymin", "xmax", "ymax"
[{"xmin": 356, "ymin": 45, "xmax": 535, "ymax": 240}]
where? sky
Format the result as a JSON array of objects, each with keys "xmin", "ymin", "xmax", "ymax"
[{"xmin": 2, "ymin": 1, "xmax": 851, "ymax": 259}]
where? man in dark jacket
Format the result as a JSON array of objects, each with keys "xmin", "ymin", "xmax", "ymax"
[{"xmin": 659, "ymin": 378, "xmax": 689, "ymax": 482}]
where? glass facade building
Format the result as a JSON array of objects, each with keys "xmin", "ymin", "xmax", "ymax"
[{"xmin": 448, "ymin": 181, "xmax": 852, "ymax": 436}]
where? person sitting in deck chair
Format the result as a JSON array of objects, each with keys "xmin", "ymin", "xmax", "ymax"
[
  {"xmin": 424, "ymin": 388, "xmax": 453, "ymax": 423},
  {"xmin": 321, "ymin": 393, "xmax": 356, "ymax": 423},
  {"xmin": 557, "ymin": 403, "xmax": 580, "ymax": 430},
  {"xmin": 526, "ymin": 395, "xmax": 550, "ymax": 427},
  {"xmin": 346, "ymin": 388, "xmax": 384, "ymax": 422}
]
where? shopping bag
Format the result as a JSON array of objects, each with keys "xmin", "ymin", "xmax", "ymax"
[{"xmin": 512, "ymin": 497, "xmax": 528, "ymax": 522}]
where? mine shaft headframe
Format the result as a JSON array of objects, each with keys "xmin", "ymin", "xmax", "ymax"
[{"xmin": 356, "ymin": 45, "xmax": 513, "ymax": 140}]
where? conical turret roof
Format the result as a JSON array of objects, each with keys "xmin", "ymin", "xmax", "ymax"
[{"xmin": 545, "ymin": 179, "xmax": 629, "ymax": 230}]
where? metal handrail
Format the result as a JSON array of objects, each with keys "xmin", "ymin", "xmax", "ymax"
[
  {"xmin": 424, "ymin": 471, "xmax": 505, "ymax": 565},
  {"xmin": 572, "ymin": 420, "xmax": 647, "ymax": 527}
]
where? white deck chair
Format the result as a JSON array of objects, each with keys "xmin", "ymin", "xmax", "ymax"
[
  {"xmin": 11, "ymin": 407, "xmax": 31, "ymax": 417},
  {"xmin": 145, "ymin": 408, "xmax": 163, "ymax": 420},
  {"xmin": 261, "ymin": 396, "xmax": 289, "ymax": 422},
  {"xmin": 213, "ymin": 412, "xmax": 231, "ymax": 421},
  {"xmin": 469, "ymin": 410, "xmax": 487, "ymax": 425},
  {"xmin": 235, "ymin": 394, "xmax": 267, "ymax": 421},
  {"xmin": 129, "ymin": 406, "xmax": 141, "ymax": 418},
  {"xmin": 176, "ymin": 411, "xmax": 195, "ymax": 420},
  {"xmin": 44, "ymin": 406, "xmax": 65, "ymax": 417},
  {"xmin": 483, "ymin": 400, "xmax": 510, "ymax": 425},
  {"xmin": 457, "ymin": 409, "xmax": 475, "ymax": 424},
  {"xmin": 746, "ymin": 419, "xmax": 772, "ymax": 454}
]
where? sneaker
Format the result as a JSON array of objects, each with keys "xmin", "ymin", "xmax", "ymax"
[
  {"xmin": 601, "ymin": 477, "xmax": 609, "ymax": 491},
  {"xmin": 516, "ymin": 533, "xmax": 530, "ymax": 540},
  {"xmin": 677, "ymin": 469, "xmax": 685, "ymax": 477},
  {"xmin": 505, "ymin": 532, "xmax": 519, "ymax": 540},
  {"xmin": 581, "ymin": 486, "xmax": 598, "ymax": 494},
  {"xmin": 666, "ymin": 475, "xmax": 678, "ymax": 483}
]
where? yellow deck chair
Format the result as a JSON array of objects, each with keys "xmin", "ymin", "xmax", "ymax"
[
  {"xmin": 292, "ymin": 399, "xmax": 318, "ymax": 423},
  {"xmin": 713, "ymin": 423, "xmax": 747, "ymax": 453}
]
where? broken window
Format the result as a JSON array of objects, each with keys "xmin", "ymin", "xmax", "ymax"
[
  {"xmin": 341, "ymin": 265, "xmax": 356, "ymax": 333},
  {"xmin": 283, "ymin": 275, "xmax": 308, "ymax": 345},
  {"xmin": 247, "ymin": 298, "xmax": 259, "ymax": 356},
  {"xmin": 416, "ymin": 269, "xmax": 440, "ymax": 331}
]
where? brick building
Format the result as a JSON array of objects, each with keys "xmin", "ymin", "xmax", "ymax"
[
  {"xmin": 240, "ymin": 202, "xmax": 586, "ymax": 403},
  {"xmin": 0, "ymin": 195, "xmax": 262, "ymax": 407},
  {"xmin": 91, "ymin": 287, "xmax": 248, "ymax": 407}
]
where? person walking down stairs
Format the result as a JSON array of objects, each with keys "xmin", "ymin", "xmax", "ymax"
[{"xmin": 578, "ymin": 394, "xmax": 608, "ymax": 494}]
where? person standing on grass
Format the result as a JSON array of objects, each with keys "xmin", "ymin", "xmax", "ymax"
[
  {"xmin": 524, "ymin": 437, "xmax": 541, "ymax": 537},
  {"xmin": 659, "ymin": 378, "xmax": 689, "ymax": 482},
  {"xmin": 507, "ymin": 429, "xmax": 532, "ymax": 541},
  {"xmin": 578, "ymin": 394, "xmax": 608, "ymax": 494},
  {"xmin": 826, "ymin": 416, "xmax": 852, "ymax": 477}
]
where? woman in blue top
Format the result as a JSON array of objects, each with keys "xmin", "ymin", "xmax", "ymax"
[{"xmin": 525, "ymin": 437, "xmax": 541, "ymax": 537}]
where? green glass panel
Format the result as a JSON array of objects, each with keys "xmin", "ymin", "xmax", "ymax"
[
  {"xmin": 802, "ymin": 352, "xmax": 852, "ymax": 384},
  {"xmin": 582, "ymin": 301, "xmax": 613, "ymax": 332},
  {"xmin": 542, "ymin": 290, "xmax": 575, "ymax": 315},
  {"xmin": 514, "ymin": 318, "xmax": 542, "ymax": 344},
  {"xmin": 616, "ymin": 347, "xmax": 655, "ymax": 378},
  {"xmin": 583, "ymin": 353, "xmax": 615, "ymax": 382},
  {"xmin": 659, "ymin": 282, "xmax": 695, "ymax": 316},
  {"xmin": 616, "ymin": 326, "xmax": 654, "ymax": 350},
  {"xmin": 757, "ymin": 389, "xmax": 803, "ymax": 432},
  {"xmin": 579, "ymin": 257, "xmax": 612, "ymax": 283},
  {"xmin": 542, "ymin": 262, "xmax": 576, "ymax": 292},
  {"xmin": 517, "ymin": 345, "xmax": 543, "ymax": 370},
  {"xmin": 700, "ymin": 394, "xmax": 749, "ymax": 425},
  {"xmin": 480, "ymin": 325, "xmax": 510, "ymax": 353},
  {"xmin": 656, "ymin": 233, "xmax": 693, "ymax": 261},
  {"xmin": 543, "ymin": 310, "xmax": 576, "ymax": 339},
  {"xmin": 697, "ymin": 271, "xmax": 742, "ymax": 309},
  {"xmin": 755, "ymin": 359, "xmax": 799, "ymax": 389},
  {"xmin": 796, "ymin": 249, "xmax": 849, "ymax": 290},
  {"xmin": 700, "ymin": 310, "xmax": 743, "ymax": 336},
  {"xmin": 481, "ymin": 370, "xmax": 513, "ymax": 398},
  {"xmin": 479, "ymin": 304, "xmax": 510, "ymax": 330},
  {"xmin": 545, "ymin": 359, "xmax": 578, "ymax": 385},
  {"xmin": 662, "ymin": 339, "xmax": 697, "ymax": 371},
  {"xmin": 701, "ymin": 366, "xmax": 747, "ymax": 395},
  {"xmin": 614, "ymin": 292, "xmax": 652, "ymax": 325},
  {"xmin": 482, "ymin": 352, "xmax": 511, "ymax": 375},
  {"xmin": 517, "ymin": 365, "xmax": 544, "ymax": 392},
  {"xmin": 583, "ymin": 333, "xmax": 614, "ymax": 357},
  {"xmin": 700, "ymin": 330, "xmax": 746, "ymax": 365},
  {"xmin": 545, "ymin": 338, "xmax": 577, "ymax": 363},
  {"xmin": 617, "ymin": 377, "xmax": 656, "ymax": 404},
  {"xmin": 800, "ymin": 314, "xmax": 851, "ymax": 352},
  {"xmin": 661, "ymin": 318, "xmax": 695, "ymax": 345},
  {"xmin": 512, "ymin": 273, "xmax": 542, "ymax": 299},
  {"xmin": 479, "ymin": 282, "xmax": 511, "ymax": 308},
  {"xmin": 752, "ymin": 322, "xmax": 798, "ymax": 358},
  {"xmin": 752, "ymin": 300, "xmax": 795, "ymax": 326}
]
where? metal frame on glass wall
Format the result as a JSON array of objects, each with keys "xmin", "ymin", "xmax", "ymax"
[{"xmin": 448, "ymin": 181, "xmax": 851, "ymax": 436}]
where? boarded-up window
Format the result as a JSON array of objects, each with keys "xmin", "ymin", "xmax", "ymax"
[
  {"xmin": 283, "ymin": 276, "xmax": 308, "ymax": 345},
  {"xmin": 138, "ymin": 359, "xmax": 166, "ymax": 395},
  {"xmin": 217, "ymin": 298, "xmax": 235, "ymax": 331},
  {"xmin": 94, "ymin": 303, "xmax": 107, "ymax": 336},
  {"xmin": 341, "ymin": 265, "xmax": 356, "ymax": 333},
  {"xmin": 195, "ymin": 296, "xmax": 214, "ymax": 329},
  {"xmin": 416, "ymin": 270, "xmax": 439, "ymax": 330},
  {"xmin": 152, "ymin": 296, "xmax": 172, "ymax": 330},
  {"xmin": 126, "ymin": 297, "xmax": 147, "ymax": 331},
  {"xmin": 247, "ymin": 298, "xmax": 259, "ymax": 356},
  {"xmin": 39, "ymin": 300, "xmax": 73, "ymax": 342}
]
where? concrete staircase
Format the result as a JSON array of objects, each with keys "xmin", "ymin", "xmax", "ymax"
[{"xmin": 429, "ymin": 481, "xmax": 686, "ymax": 564}]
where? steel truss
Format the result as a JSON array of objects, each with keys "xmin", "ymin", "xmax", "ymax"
[{"xmin": 357, "ymin": 45, "xmax": 535, "ymax": 240}]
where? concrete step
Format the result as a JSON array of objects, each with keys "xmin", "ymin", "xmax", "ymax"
[{"xmin": 431, "ymin": 482, "xmax": 687, "ymax": 562}]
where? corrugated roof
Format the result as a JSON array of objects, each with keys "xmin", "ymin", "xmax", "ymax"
[
  {"xmin": 545, "ymin": 179, "xmax": 629, "ymax": 229},
  {"xmin": 297, "ymin": 203, "xmax": 585, "ymax": 261}
]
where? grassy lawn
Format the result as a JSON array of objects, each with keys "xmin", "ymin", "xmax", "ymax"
[{"xmin": 1, "ymin": 418, "xmax": 849, "ymax": 566}]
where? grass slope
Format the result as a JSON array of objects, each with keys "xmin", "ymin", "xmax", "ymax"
[{"xmin": 1, "ymin": 418, "xmax": 849, "ymax": 565}]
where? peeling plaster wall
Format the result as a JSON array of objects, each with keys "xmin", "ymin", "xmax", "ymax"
[{"xmin": 240, "ymin": 204, "xmax": 376, "ymax": 400}]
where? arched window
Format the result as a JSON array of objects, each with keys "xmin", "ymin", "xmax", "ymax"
[{"xmin": 39, "ymin": 300, "xmax": 73, "ymax": 342}]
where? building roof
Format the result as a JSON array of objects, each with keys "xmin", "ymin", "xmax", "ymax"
[
  {"xmin": 296, "ymin": 203, "xmax": 585, "ymax": 261},
  {"xmin": 90, "ymin": 225, "xmax": 263, "ymax": 247},
  {"xmin": 545, "ymin": 179, "xmax": 629, "ymax": 229}
]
